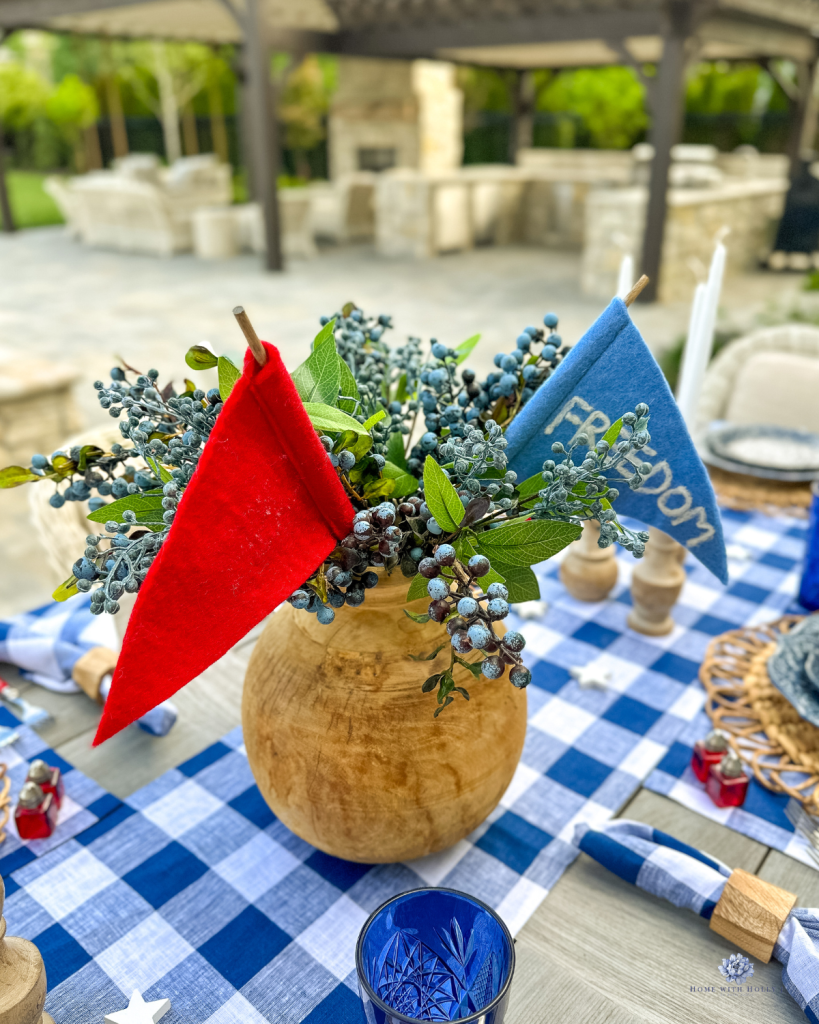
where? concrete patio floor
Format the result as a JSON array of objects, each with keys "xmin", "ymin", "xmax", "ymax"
[{"xmin": 0, "ymin": 225, "xmax": 813, "ymax": 619}]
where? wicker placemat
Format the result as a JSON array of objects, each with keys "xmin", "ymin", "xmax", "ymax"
[
  {"xmin": 701, "ymin": 616, "xmax": 819, "ymax": 811},
  {"xmin": 708, "ymin": 466, "xmax": 813, "ymax": 518}
]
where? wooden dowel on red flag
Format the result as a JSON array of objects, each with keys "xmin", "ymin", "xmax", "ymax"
[
  {"xmin": 233, "ymin": 306, "xmax": 267, "ymax": 365},
  {"xmin": 624, "ymin": 275, "xmax": 650, "ymax": 307}
]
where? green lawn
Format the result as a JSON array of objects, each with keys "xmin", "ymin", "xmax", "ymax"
[{"xmin": 0, "ymin": 170, "xmax": 64, "ymax": 230}]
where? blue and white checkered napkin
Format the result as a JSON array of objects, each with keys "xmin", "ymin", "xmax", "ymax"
[
  {"xmin": 0, "ymin": 592, "xmax": 117, "ymax": 692},
  {"xmin": 574, "ymin": 820, "xmax": 819, "ymax": 1022},
  {"xmin": 0, "ymin": 593, "xmax": 177, "ymax": 734}
]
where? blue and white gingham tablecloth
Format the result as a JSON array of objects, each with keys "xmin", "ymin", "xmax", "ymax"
[{"xmin": 1, "ymin": 508, "xmax": 812, "ymax": 1023}]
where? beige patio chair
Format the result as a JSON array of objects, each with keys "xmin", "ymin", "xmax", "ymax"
[{"xmin": 694, "ymin": 324, "xmax": 819, "ymax": 439}]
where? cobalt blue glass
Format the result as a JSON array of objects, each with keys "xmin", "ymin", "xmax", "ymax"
[
  {"xmin": 799, "ymin": 482, "xmax": 819, "ymax": 612},
  {"xmin": 356, "ymin": 887, "xmax": 515, "ymax": 1024}
]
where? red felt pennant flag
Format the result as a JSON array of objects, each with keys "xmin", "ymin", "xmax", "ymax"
[{"xmin": 94, "ymin": 341, "xmax": 355, "ymax": 745}]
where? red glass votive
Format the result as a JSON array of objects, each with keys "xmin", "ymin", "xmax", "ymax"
[
  {"xmin": 26, "ymin": 759, "xmax": 64, "ymax": 809},
  {"xmin": 691, "ymin": 729, "xmax": 729, "ymax": 783},
  {"xmin": 15, "ymin": 785, "xmax": 58, "ymax": 840},
  {"xmin": 706, "ymin": 752, "xmax": 748, "ymax": 808}
]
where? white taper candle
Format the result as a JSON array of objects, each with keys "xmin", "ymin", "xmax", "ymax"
[
  {"xmin": 676, "ymin": 242, "xmax": 726, "ymax": 429},
  {"xmin": 616, "ymin": 253, "xmax": 634, "ymax": 300}
]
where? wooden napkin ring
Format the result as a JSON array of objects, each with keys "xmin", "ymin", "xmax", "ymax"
[
  {"xmin": 72, "ymin": 646, "xmax": 118, "ymax": 704},
  {"xmin": 709, "ymin": 868, "xmax": 797, "ymax": 962}
]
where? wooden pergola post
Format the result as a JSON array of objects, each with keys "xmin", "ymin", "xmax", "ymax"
[
  {"xmin": 0, "ymin": 28, "xmax": 13, "ymax": 233},
  {"xmin": 638, "ymin": 0, "xmax": 693, "ymax": 303},
  {"xmin": 508, "ymin": 69, "xmax": 535, "ymax": 164},
  {"xmin": 244, "ymin": 0, "xmax": 283, "ymax": 271},
  {"xmin": 0, "ymin": 115, "xmax": 14, "ymax": 234}
]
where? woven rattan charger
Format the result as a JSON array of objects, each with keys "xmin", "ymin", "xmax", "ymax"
[
  {"xmin": 708, "ymin": 466, "xmax": 813, "ymax": 518},
  {"xmin": 701, "ymin": 616, "xmax": 819, "ymax": 811}
]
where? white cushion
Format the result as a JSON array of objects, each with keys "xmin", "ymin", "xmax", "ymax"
[{"xmin": 724, "ymin": 350, "xmax": 819, "ymax": 433}]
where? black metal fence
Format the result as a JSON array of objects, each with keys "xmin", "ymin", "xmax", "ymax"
[
  {"xmin": 463, "ymin": 110, "xmax": 793, "ymax": 165},
  {"xmin": 4, "ymin": 109, "xmax": 794, "ymax": 176}
]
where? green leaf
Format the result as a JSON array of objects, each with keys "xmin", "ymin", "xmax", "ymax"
[
  {"xmin": 0, "ymin": 466, "xmax": 39, "ymax": 488},
  {"xmin": 406, "ymin": 573, "xmax": 429, "ymax": 602},
  {"xmin": 185, "ymin": 345, "xmax": 218, "ymax": 371},
  {"xmin": 218, "ymin": 356, "xmax": 241, "ymax": 400},
  {"xmin": 337, "ymin": 355, "xmax": 359, "ymax": 414},
  {"xmin": 292, "ymin": 339, "xmax": 340, "ymax": 405},
  {"xmin": 77, "ymin": 445, "xmax": 103, "ymax": 472},
  {"xmin": 51, "ymin": 455, "xmax": 77, "ymax": 479},
  {"xmin": 303, "ymin": 404, "xmax": 369, "ymax": 435},
  {"xmin": 395, "ymin": 372, "xmax": 410, "ymax": 402},
  {"xmin": 386, "ymin": 430, "xmax": 408, "ymax": 470},
  {"xmin": 409, "ymin": 642, "xmax": 448, "ymax": 662},
  {"xmin": 312, "ymin": 318, "xmax": 336, "ymax": 350},
  {"xmin": 423, "ymin": 456, "xmax": 464, "ymax": 532},
  {"xmin": 477, "ymin": 518, "xmax": 581, "ymax": 567},
  {"xmin": 455, "ymin": 333, "xmax": 481, "ymax": 365},
  {"xmin": 490, "ymin": 564, "xmax": 540, "ymax": 603},
  {"xmin": 363, "ymin": 478, "xmax": 395, "ymax": 500},
  {"xmin": 341, "ymin": 301, "xmax": 357, "ymax": 318},
  {"xmin": 437, "ymin": 671, "xmax": 454, "ymax": 703},
  {"xmin": 602, "ymin": 417, "xmax": 623, "ymax": 448},
  {"xmin": 53, "ymin": 576, "xmax": 79, "ymax": 602},
  {"xmin": 349, "ymin": 433, "xmax": 374, "ymax": 460},
  {"xmin": 362, "ymin": 409, "xmax": 386, "ymax": 431},
  {"xmin": 454, "ymin": 656, "xmax": 483, "ymax": 680},
  {"xmin": 516, "ymin": 472, "xmax": 545, "ymax": 501},
  {"xmin": 434, "ymin": 696, "xmax": 454, "ymax": 717},
  {"xmin": 422, "ymin": 674, "xmax": 441, "ymax": 692},
  {"xmin": 404, "ymin": 608, "xmax": 430, "ymax": 624},
  {"xmin": 145, "ymin": 455, "xmax": 173, "ymax": 484},
  {"xmin": 86, "ymin": 493, "xmax": 165, "ymax": 532},
  {"xmin": 382, "ymin": 461, "xmax": 418, "ymax": 498}
]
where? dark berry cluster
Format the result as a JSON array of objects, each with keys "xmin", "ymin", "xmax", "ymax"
[{"xmin": 420, "ymin": 545, "xmax": 531, "ymax": 688}]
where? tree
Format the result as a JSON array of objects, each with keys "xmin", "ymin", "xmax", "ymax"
[
  {"xmin": 0, "ymin": 62, "xmax": 49, "ymax": 130},
  {"xmin": 536, "ymin": 66, "xmax": 648, "ymax": 150},
  {"xmin": 120, "ymin": 41, "xmax": 214, "ymax": 164},
  {"xmin": 45, "ymin": 73, "xmax": 99, "ymax": 171},
  {"xmin": 278, "ymin": 54, "xmax": 335, "ymax": 178}
]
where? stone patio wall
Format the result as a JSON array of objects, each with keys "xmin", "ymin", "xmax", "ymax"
[{"xmin": 581, "ymin": 179, "xmax": 789, "ymax": 302}]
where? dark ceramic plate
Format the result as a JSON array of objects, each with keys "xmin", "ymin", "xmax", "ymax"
[
  {"xmin": 704, "ymin": 424, "xmax": 819, "ymax": 482},
  {"xmin": 768, "ymin": 617, "xmax": 819, "ymax": 727}
]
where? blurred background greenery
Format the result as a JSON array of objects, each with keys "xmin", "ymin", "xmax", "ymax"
[{"xmin": 0, "ymin": 29, "xmax": 799, "ymax": 229}]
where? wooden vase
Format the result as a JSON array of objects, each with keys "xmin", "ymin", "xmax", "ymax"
[
  {"xmin": 559, "ymin": 520, "xmax": 619, "ymax": 602},
  {"xmin": 0, "ymin": 877, "xmax": 54, "ymax": 1024},
  {"xmin": 242, "ymin": 569, "xmax": 528, "ymax": 863},
  {"xmin": 627, "ymin": 527, "xmax": 686, "ymax": 636}
]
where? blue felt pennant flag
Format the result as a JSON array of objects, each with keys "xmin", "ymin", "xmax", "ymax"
[{"xmin": 505, "ymin": 298, "xmax": 728, "ymax": 583}]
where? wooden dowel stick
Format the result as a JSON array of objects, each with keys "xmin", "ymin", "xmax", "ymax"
[
  {"xmin": 624, "ymin": 275, "xmax": 650, "ymax": 307},
  {"xmin": 233, "ymin": 305, "xmax": 267, "ymax": 365}
]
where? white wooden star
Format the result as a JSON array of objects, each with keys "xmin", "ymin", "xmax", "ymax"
[
  {"xmin": 512, "ymin": 600, "xmax": 549, "ymax": 621},
  {"xmin": 104, "ymin": 990, "xmax": 171, "ymax": 1024},
  {"xmin": 570, "ymin": 665, "xmax": 611, "ymax": 690}
]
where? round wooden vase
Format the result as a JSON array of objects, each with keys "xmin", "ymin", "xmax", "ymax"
[{"xmin": 242, "ymin": 570, "xmax": 528, "ymax": 863}]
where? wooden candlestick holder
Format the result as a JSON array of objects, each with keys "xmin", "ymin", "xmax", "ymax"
[
  {"xmin": 0, "ymin": 877, "xmax": 55, "ymax": 1024},
  {"xmin": 627, "ymin": 527, "xmax": 686, "ymax": 636},
  {"xmin": 559, "ymin": 520, "xmax": 619, "ymax": 602}
]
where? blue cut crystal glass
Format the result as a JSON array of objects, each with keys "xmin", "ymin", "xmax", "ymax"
[
  {"xmin": 356, "ymin": 887, "xmax": 515, "ymax": 1024},
  {"xmin": 799, "ymin": 482, "xmax": 819, "ymax": 612}
]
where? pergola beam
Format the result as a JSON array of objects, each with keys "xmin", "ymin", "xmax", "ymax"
[{"xmin": 335, "ymin": 9, "xmax": 667, "ymax": 59}]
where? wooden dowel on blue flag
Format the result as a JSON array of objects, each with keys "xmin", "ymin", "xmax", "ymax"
[{"xmin": 624, "ymin": 275, "xmax": 650, "ymax": 307}]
